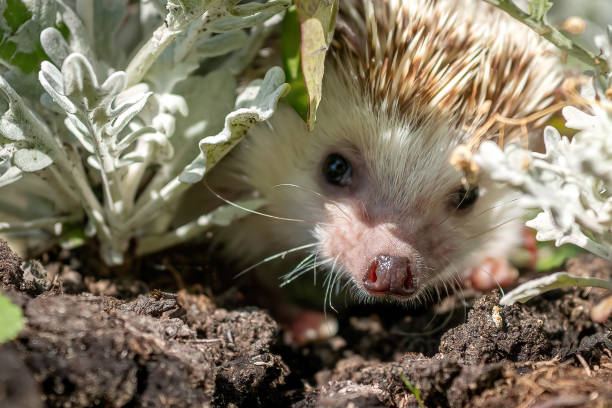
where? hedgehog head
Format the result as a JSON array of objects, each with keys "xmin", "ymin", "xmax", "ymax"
[{"xmin": 223, "ymin": 0, "xmax": 562, "ymax": 304}]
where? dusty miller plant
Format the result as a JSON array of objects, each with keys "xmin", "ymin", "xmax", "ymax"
[
  {"xmin": 471, "ymin": 3, "xmax": 612, "ymax": 311},
  {"xmin": 0, "ymin": 0, "xmax": 291, "ymax": 264}
]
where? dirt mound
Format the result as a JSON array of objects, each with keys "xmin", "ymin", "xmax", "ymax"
[{"xmin": 0, "ymin": 239, "xmax": 610, "ymax": 407}]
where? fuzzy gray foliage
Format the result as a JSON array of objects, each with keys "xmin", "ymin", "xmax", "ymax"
[
  {"xmin": 475, "ymin": 26, "xmax": 612, "ymax": 261},
  {"xmin": 0, "ymin": 0, "xmax": 290, "ymax": 264}
]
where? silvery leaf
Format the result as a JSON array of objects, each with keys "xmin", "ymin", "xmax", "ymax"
[
  {"xmin": 475, "ymin": 141, "xmax": 528, "ymax": 187},
  {"xmin": 140, "ymin": 0, "xmax": 166, "ymax": 37},
  {"xmin": 164, "ymin": 0, "xmax": 217, "ymax": 31},
  {"xmin": 179, "ymin": 66, "xmax": 289, "ymax": 184},
  {"xmin": 5, "ymin": 19, "xmax": 38, "ymax": 53},
  {"xmin": 64, "ymin": 115, "xmax": 95, "ymax": 153},
  {"xmin": 13, "ymin": 149, "xmax": 53, "ymax": 172},
  {"xmin": 167, "ymin": 69, "xmax": 235, "ymax": 176},
  {"xmin": 178, "ymin": 152, "xmax": 206, "ymax": 183},
  {"xmin": 92, "ymin": 0, "xmax": 127, "ymax": 66},
  {"xmin": 160, "ymin": 94, "xmax": 188, "ymax": 117},
  {"xmin": 116, "ymin": 151, "xmax": 145, "ymax": 167},
  {"xmin": 175, "ymin": 70, "xmax": 235, "ymax": 141},
  {"xmin": 62, "ymin": 53, "xmax": 99, "ymax": 101},
  {"xmin": 562, "ymin": 106, "xmax": 597, "ymax": 131},
  {"xmin": 0, "ymin": 111, "xmax": 26, "ymax": 141},
  {"xmin": 210, "ymin": 3, "xmax": 289, "ymax": 32},
  {"xmin": 115, "ymin": 127, "xmax": 158, "ymax": 152},
  {"xmin": 101, "ymin": 242, "xmax": 124, "ymax": 265},
  {"xmin": 100, "ymin": 71, "xmax": 128, "ymax": 101},
  {"xmin": 0, "ymin": 143, "xmax": 15, "ymax": 173},
  {"xmin": 39, "ymin": 61, "xmax": 77, "ymax": 114},
  {"xmin": 109, "ymin": 88, "xmax": 152, "ymax": 119},
  {"xmin": 87, "ymin": 155, "xmax": 101, "ymax": 170},
  {"xmin": 153, "ymin": 113, "xmax": 177, "ymax": 137},
  {"xmin": 114, "ymin": 83, "xmax": 152, "ymax": 107},
  {"xmin": 500, "ymin": 272, "xmax": 612, "ymax": 305},
  {"xmin": 55, "ymin": 0, "xmax": 96, "ymax": 63},
  {"xmin": 196, "ymin": 31, "xmax": 248, "ymax": 57},
  {"xmin": 0, "ymin": 166, "xmax": 23, "ymax": 188},
  {"xmin": 0, "ymin": 0, "xmax": 57, "ymax": 73},
  {"xmin": 39, "ymin": 92, "xmax": 66, "ymax": 114},
  {"xmin": 107, "ymin": 91, "xmax": 152, "ymax": 136},
  {"xmin": 141, "ymin": 132, "xmax": 174, "ymax": 162},
  {"xmin": 40, "ymin": 27, "xmax": 71, "ymax": 67},
  {"xmin": 0, "ymin": 0, "xmax": 292, "ymax": 265},
  {"xmin": 476, "ymin": 101, "xmax": 612, "ymax": 261}
]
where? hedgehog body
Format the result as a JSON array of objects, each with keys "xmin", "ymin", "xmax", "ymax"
[{"xmin": 214, "ymin": 0, "xmax": 562, "ymax": 303}]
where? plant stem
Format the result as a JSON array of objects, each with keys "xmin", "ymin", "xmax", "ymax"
[
  {"xmin": 125, "ymin": 24, "xmax": 183, "ymax": 87},
  {"xmin": 124, "ymin": 177, "xmax": 187, "ymax": 230},
  {"xmin": 0, "ymin": 214, "xmax": 82, "ymax": 233},
  {"xmin": 80, "ymin": 115, "xmax": 118, "ymax": 215},
  {"xmin": 46, "ymin": 166, "xmax": 81, "ymax": 205},
  {"xmin": 121, "ymin": 140, "xmax": 152, "ymax": 214},
  {"xmin": 483, "ymin": 0, "xmax": 610, "ymax": 74},
  {"xmin": 62, "ymin": 148, "xmax": 117, "ymax": 247},
  {"xmin": 124, "ymin": 0, "xmax": 221, "ymax": 86},
  {"xmin": 135, "ymin": 214, "xmax": 213, "ymax": 256},
  {"xmin": 135, "ymin": 199, "xmax": 263, "ymax": 256},
  {"xmin": 582, "ymin": 237, "xmax": 612, "ymax": 261}
]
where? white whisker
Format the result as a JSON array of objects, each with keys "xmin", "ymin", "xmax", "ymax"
[
  {"xmin": 235, "ymin": 242, "xmax": 318, "ymax": 278},
  {"xmin": 205, "ymin": 180, "xmax": 308, "ymax": 223},
  {"xmin": 463, "ymin": 215, "xmax": 523, "ymax": 241},
  {"xmin": 272, "ymin": 183, "xmax": 351, "ymax": 221},
  {"xmin": 280, "ymin": 253, "xmax": 317, "ymax": 286}
]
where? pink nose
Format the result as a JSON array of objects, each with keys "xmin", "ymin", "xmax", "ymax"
[{"xmin": 363, "ymin": 254, "xmax": 414, "ymax": 297}]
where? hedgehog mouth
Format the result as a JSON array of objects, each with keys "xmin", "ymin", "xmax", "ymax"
[{"xmin": 363, "ymin": 289, "xmax": 418, "ymax": 300}]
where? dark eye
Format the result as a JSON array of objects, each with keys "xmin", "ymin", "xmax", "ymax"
[
  {"xmin": 323, "ymin": 153, "xmax": 352, "ymax": 187},
  {"xmin": 450, "ymin": 186, "xmax": 479, "ymax": 210}
]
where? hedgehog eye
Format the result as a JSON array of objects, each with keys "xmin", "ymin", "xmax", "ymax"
[
  {"xmin": 323, "ymin": 153, "xmax": 352, "ymax": 187},
  {"xmin": 450, "ymin": 186, "xmax": 479, "ymax": 210}
]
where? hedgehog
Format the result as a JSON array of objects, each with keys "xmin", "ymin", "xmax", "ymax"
[{"xmin": 211, "ymin": 0, "xmax": 562, "ymax": 309}]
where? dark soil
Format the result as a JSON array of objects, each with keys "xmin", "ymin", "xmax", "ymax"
[{"xmin": 0, "ymin": 239, "xmax": 610, "ymax": 408}]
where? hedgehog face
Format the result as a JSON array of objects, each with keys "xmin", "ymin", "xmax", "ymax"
[
  {"xmin": 220, "ymin": 0, "xmax": 559, "ymax": 305},
  {"xmin": 306, "ymin": 114, "xmax": 521, "ymax": 303},
  {"xmin": 232, "ymin": 66, "xmax": 522, "ymax": 304},
  {"xmin": 311, "ymin": 147, "xmax": 519, "ymax": 303}
]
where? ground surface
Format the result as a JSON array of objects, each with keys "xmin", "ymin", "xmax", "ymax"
[{"xmin": 0, "ymin": 239, "xmax": 610, "ymax": 408}]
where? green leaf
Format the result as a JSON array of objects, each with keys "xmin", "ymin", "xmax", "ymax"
[
  {"xmin": 296, "ymin": 0, "xmax": 337, "ymax": 131},
  {"xmin": 400, "ymin": 372, "xmax": 427, "ymax": 408},
  {"xmin": 3, "ymin": 0, "xmax": 31, "ymax": 32},
  {"xmin": 282, "ymin": 1, "xmax": 338, "ymax": 131},
  {"xmin": 527, "ymin": 0, "xmax": 552, "ymax": 22},
  {"xmin": 0, "ymin": 0, "xmax": 55, "ymax": 73},
  {"xmin": 60, "ymin": 224, "xmax": 86, "ymax": 250},
  {"xmin": 535, "ymin": 243, "xmax": 583, "ymax": 272},
  {"xmin": 0, "ymin": 293, "xmax": 23, "ymax": 343},
  {"xmin": 281, "ymin": 7, "xmax": 309, "ymax": 124}
]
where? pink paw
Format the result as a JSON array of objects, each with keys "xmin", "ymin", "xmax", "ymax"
[
  {"xmin": 468, "ymin": 257, "xmax": 519, "ymax": 291},
  {"xmin": 284, "ymin": 310, "xmax": 338, "ymax": 345}
]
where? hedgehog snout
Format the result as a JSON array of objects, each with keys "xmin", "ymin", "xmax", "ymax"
[{"xmin": 363, "ymin": 254, "xmax": 416, "ymax": 298}]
